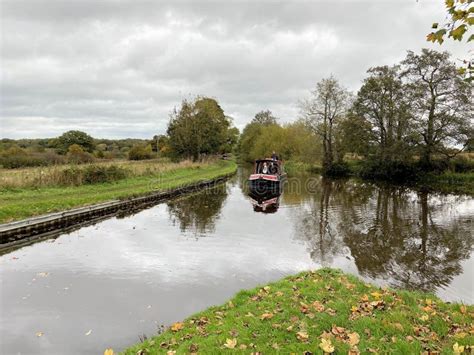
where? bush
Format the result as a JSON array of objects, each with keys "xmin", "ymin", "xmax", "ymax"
[
  {"xmin": 324, "ymin": 162, "xmax": 350, "ymax": 177},
  {"xmin": 66, "ymin": 144, "xmax": 95, "ymax": 164},
  {"xmin": 0, "ymin": 147, "xmax": 65, "ymax": 168},
  {"xmin": 59, "ymin": 165, "xmax": 129, "ymax": 185},
  {"xmin": 449, "ymin": 156, "xmax": 474, "ymax": 173},
  {"xmin": 128, "ymin": 144, "xmax": 154, "ymax": 160},
  {"xmin": 359, "ymin": 159, "xmax": 419, "ymax": 182}
]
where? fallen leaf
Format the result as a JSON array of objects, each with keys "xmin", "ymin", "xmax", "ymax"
[
  {"xmin": 319, "ymin": 338, "xmax": 334, "ymax": 353},
  {"xmin": 166, "ymin": 351, "xmax": 176, "ymax": 355},
  {"xmin": 260, "ymin": 313, "xmax": 273, "ymax": 320},
  {"xmin": 296, "ymin": 331, "xmax": 309, "ymax": 342},
  {"xmin": 224, "ymin": 338, "xmax": 237, "ymax": 349},
  {"xmin": 85, "ymin": 329, "xmax": 92, "ymax": 336},
  {"xmin": 371, "ymin": 291, "xmax": 382, "ymax": 299},
  {"xmin": 239, "ymin": 344, "xmax": 248, "ymax": 349},
  {"xmin": 453, "ymin": 342, "xmax": 465, "ymax": 355},
  {"xmin": 348, "ymin": 332, "xmax": 360, "ymax": 346},
  {"xmin": 460, "ymin": 305, "xmax": 467, "ymax": 314},
  {"xmin": 104, "ymin": 349, "xmax": 114, "ymax": 355},
  {"xmin": 170, "ymin": 322, "xmax": 184, "ymax": 332}
]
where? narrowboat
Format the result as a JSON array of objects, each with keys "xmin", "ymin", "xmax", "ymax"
[{"xmin": 248, "ymin": 158, "xmax": 286, "ymax": 195}]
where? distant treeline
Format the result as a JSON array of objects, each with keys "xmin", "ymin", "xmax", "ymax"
[
  {"xmin": 0, "ymin": 97, "xmax": 240, "ymax": 169},
  {"xmin": 237, "ymin": 48, "xmax": 473, "ymax": 181}
]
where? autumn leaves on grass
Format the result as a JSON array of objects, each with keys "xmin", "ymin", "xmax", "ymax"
[{"xmin": 123, "ymin": 268, "xmax": 474, "ymax": 354}]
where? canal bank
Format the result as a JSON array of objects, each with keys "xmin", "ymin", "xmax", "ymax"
[
  {"xmin": 123, "ymin": 268, "xmax": 474, "ymax": 354},
  {"xmin": 0, "ymin": 170, "xmax": 235, "ymax": 252}
]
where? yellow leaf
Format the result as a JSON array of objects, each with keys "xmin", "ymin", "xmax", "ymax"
[
  {"xmin": 167, "ymin": 351, "xmax": 176, "ymax": 355},
  {"xmin": 371, "ymin": 291, "xmax": 382, "ymax": 299},
  {"xmin": 260, "ymin": 312, "xmax": 274, "ymax": 320},
  {"xmin": 453, "ymin": 342, "xmax": 465, "ymax": 354},
  {"xmin": 170, "ymin": 322, "xmax": 184, "ymax": 332},
  {"xmin": 419, "ymin": 314, "xmax": 429, "ymax": 321},
  {"xmin": 296, "ymin": 331, "xmax": 309, "ymax": 341},
  {"xmin": 319, "ymin": 338, "xmax": 335, "ymax": 353},
  {"xmin": 460, "ymin": 305, "xmax": 467, "ymax": 314},
  {"xmin": 348, "ymin": 332, "xmax": 360, "ymax": 346},
  {"xmin": 224, "ymin": 338, "xmax": 237, "ymax": 349},
  {"xmin": 104, "ymin": 349, "xmax": 114, "ymax": 355}
]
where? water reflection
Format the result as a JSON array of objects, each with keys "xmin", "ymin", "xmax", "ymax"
[
  {"xmin": 248, "ymin": 192, "xmax": 281, "ymax": 213},
  {"xmin": 278, "ymin": 176, "xmax": 474, "ymax": 293},
  {"xmin": 166, "ymin": 183, "xmax": 228, "ymax": 235}
]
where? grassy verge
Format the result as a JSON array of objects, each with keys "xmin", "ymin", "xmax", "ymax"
[
  {"xmin": 420, "ymin": 172, "xmax": 474, "ymax": 196},
  {"xmin": 0, "ymin": 159, "xmax": 237, "ymax": 223},
  {"xmin": 122, "ymin": 269, "xmax": 473, "ymax": 354}
]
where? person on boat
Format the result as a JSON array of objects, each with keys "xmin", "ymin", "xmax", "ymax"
[
  {"xmin": 261, "ymin": 162, "xmax": 269, "ymax": 174},
  {"xmin": 271, "ymin": 151, "xmax": 279, "ymax": 161}
]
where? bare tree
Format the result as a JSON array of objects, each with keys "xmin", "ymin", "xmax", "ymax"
[{"xmin": 300, "ymin": 76, "xmax": 351, "ymax": 172}]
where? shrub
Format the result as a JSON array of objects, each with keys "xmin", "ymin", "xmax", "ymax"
[
  {"xmin": 0, "ymin": 147, "xmax": 65, "ymax": 168},
  {"xmin": 359, "ymin": 159, "xmax": 419, "ymax": 182},
  {"xmin": 59, "ymin": 165, "xmax": 128, "ymax": 185},
  {"xmin": 449, "ymin": 156, "xmax": 474, "ymax": 173},
  {"xmin": 324, "ymin": 162, "xmax": 350, "ymax": 177},
  {"xmin": 67, "ymin": 144, "xmax": 95, "ymax": 164},
  {"xmin": 128, "ymin": 144, "xmax": 154, "ymax": 160}
]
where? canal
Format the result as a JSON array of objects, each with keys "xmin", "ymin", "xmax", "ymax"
[{"xmin": 1, "ymin": 167, "xmax": 473, "ymax": 354}]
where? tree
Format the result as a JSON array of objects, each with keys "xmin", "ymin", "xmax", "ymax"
[
  {"xmin": 167, "ymin": 97, "xmax": 231, "ymax": 160},
  {"xmin": 300, "ymin": 76, "xmax": 351, "ymax": 172},
  {"xmin": 128, "ymin": 144, "xmax": 153, "ymax": 160},
  {"xmin": 401, "ymin": 49, "xmax": 473, "ymax": 166},
  {"xmin": 353, "ymin": 66, "xmax": 413, "ymax": 161},
  {"xmin": 252, "ymin": 110, "xmax": 278, "ymax": 126},
  {"xmin": 337, "ymin": 113, "xmax": 375, "ymax": 158},
  {"xmin": 55, "ymin": 130, "xmax": 95, "ymax": 154}
]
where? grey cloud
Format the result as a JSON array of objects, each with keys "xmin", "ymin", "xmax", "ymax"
[{"xmin": 0, "ymin": 0, "xmax": 469, "ymax": 139}]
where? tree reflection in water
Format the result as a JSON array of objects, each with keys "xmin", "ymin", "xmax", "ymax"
[
  {"xmin": 166, "ymin": 184, "xmax": 228, "ymax": 236},
  {"xmin": 294, "ymin": 178, "xmax": 473, "ymax": 293}
]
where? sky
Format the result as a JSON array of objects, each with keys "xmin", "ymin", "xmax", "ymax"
[{"xmin": 0, "ymin": 0, "xmax": 470, "ymax": 139}]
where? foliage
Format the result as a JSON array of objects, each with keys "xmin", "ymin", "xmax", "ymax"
[
  {"xmin": 237, "ymin": 119, "xmax": 321, "ymax": 164},
  {"xmin": 353, "ymin": 65, "xmax": 413, "ymax": 162},
  {"xmin": 359, "ymin": 158, "xmax": 420, "ymax": 182},
  {"xmin": 128, "ymin": 144, "xmax": 154, "ymax": 160},
  {"xmin": 55, "ymin": 130, "xmax": 95, "ymax": 154},
  {"xmin": 401, "ymin": 49, "xmax": 473, "ymax": 166},
  {"xmin": 122, "ymin": 268, "xmax": 474, "ymax": 354},
  {"xmin": 66, "ymin": 144, "xmax": 95, "ymax": 164},
  {"xmin": 0, "ymin": 146, "xmax": 65, "ymax": 168},
  {"xmin": 59, "ymin": 165, "xmax": 128, "ymax": 185},
  {"xmin": 324, "ymin": 161, "xmax": 351, "ymax": 177},
  {"xmin": 300, "ymin": 76, "xmax": 351, "ymax": 173},
  {"xmin": 252, "ymin": 110, "xmax": 279, "ymax": 126},
  {"xmin": 167, "ymin": 97, "xmax": 234, "ymax": 160}
]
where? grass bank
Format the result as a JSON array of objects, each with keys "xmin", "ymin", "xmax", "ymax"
[
  {"xmin": 0, "ymin": 159, "xmax": 237, "ymax": 223},
  {"xmin": 123, "ymin": 269, "xmax": 473, "ymax": 354}
]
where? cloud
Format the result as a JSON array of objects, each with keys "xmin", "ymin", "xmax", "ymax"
[{"xmin": 0, "ymin": 0, "xmax": 469, "ymax": 139}]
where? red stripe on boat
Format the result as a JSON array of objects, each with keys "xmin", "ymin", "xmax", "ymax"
[{"xmin": 249, "ymin": 174, "xmax": 278, "ymax": 181}]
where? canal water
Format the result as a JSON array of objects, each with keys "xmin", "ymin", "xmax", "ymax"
[{"xmin": 1, "ymin": 168, "xmax": 473, "ymax": 354}]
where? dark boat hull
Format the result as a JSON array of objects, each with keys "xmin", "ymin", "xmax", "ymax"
[{"xmin": 248, "ymin": 174, "xmax": 286, "ymax": 195}]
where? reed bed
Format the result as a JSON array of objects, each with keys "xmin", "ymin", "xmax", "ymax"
[{"xmin": 0, "ymin": 158, "xmax": 216, "ymax": 189}]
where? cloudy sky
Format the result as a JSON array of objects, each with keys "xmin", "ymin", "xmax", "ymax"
[{"xmin": 0, "ymin": 0, "xmax": 469, "ymax": 139}]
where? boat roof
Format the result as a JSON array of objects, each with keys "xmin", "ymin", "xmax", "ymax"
[{"xmin": 255, "ymin": 158, "xmax": 278, "ymax": 163}]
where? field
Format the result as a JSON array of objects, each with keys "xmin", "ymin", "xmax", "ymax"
[
  {"xmin": 122, "ymin": 268, "xmax": 474, "ymax": 354},
  {"xmin": 0, "ymin": 159, "xmax": 237, "ymax": 223}
]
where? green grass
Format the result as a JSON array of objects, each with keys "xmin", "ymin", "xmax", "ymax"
[
  {"xmin": 122, "ymin": 269, "xmax": 473, "ymax": 354},
  {"xmin": 0, "ymin": 160, "xmax": 237, "ymax": 223},
  {"xmin": 420, "ymin": 172, "xmax": 474, "ymax": 195}
]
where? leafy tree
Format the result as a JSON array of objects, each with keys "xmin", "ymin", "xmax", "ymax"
[
  {"xmin": 300, "ymin": 76, "xmax": 351, "ymax": 173},
  {"xmin": 55, "ymin": 130, "xmax": 95, "ymax": 154},
  {"xmin": 401, "ymin": 49, "xmax": 473, "ymax": 166},
  {"xmin": 252, "ymin": 110, "xmax": 279, "ymax": 126},
  {"xmin": 167, "ymin": 97, "xmax": 231, "ymax": 160},
  {"xmin": 353, "ymin": 66, "xmax": 413, "ymax": 161},
  {"xmin": 337, "ymin": 113, "xmax": 375, "ymax": 158}
]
